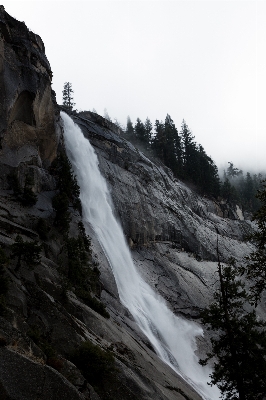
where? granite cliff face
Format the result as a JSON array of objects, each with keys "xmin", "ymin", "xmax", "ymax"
[
  {"xmin": 0, "ymin": 7, "xmax": 257, "ymax": 400},
  {"xmin": 0, "ymin": 5, "xmax": 58, "ymax": 193},
  {"xmin": 74, "ymin": 112, "xmax": 255, "ymax": 318}
]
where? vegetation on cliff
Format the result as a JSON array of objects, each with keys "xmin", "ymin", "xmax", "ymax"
[
  {"xmin": 200, "ymin": 182, "xmax": 266, "ymax": 400},
  {"xmin": 11, "ymin": 235, "xmax": 42, "ymax": 272},
  {"xmin": 50, "ymin": 149, "xmax": 109, "ymax": 318},
  {"xmin": 8, "ymin": 172, "xmax": 38, "ymax": 207},
  {"xmin": 221, "ymin": 163, "xmax": 265, "ymax": 213},
  {"xmin": 71, "ymin": 341, "xmax": 118, "ymax": 399},
  {"xmin": 124, "ymin": 115, "xmax": 220, "ymax": 198},
  {"xmin": 62, "ymin": 82, "xmax": 76, "ymax": 112},
  {"xmin": 123, "ymin": 115, "xmax": 265, "ymax": 212}
]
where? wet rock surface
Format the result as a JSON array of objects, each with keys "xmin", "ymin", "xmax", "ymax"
[{"xmin": 73, "ymin": 113, "xmax": 255, "ymax": 315}]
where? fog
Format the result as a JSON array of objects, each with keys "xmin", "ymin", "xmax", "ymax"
[{"xmin": 2, "ymin": 0, "xmax": 266, "ymax": 172}]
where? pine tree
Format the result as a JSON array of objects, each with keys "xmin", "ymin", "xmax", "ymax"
[
  {"xmin": 125, "ymin": 116, "xmax": 134, "ymax": 138},
  {"xmin": 240, "ymin": 181, "xmax": 266, "ymax": 304},
  {"xmin": 164, "ymin": 114, "xmax": 182, "ymax": 175},
  {"xmin": 173, "ymin": 122, "xmax": 183, "ymax": 177},
  {"xmin": 221, "ymin": 178, "xmax": 239, "ymax": 203},
  {"xmin": 200, "ymin": 258, "xmax": 266, "ymax": 400},
  {"xmin": 152, "ymin": 119, "xmax": 165, "ymax": 161},
  {"xmin": 135, "ymin": 118, "xmax": 146, "ymax": 144},
  {"xmin": 11, "ymin": 235, "xmax": 41, "ymax": 271},
  {"xmin": 144, "ymin": 117, "xmax": 153, "ymax": 147},
  {"xmin": 201, "ymin": 197, "xmax": 266, "ymax": 399},
  {"xmin": 243, "ymin": 173, "xmax": 255, "ymax": 210},
  {"xmin": 223, "ymin": 166, "xmax": 265, "ymax": 213},
  {"xmin": 227, "ymin": 162, "xmax": 243, "ymax": 178},
  {"xmin": 180, "ymin": 120, "xmax": 197, "ymax": 181},
  {"xmin": 62, "ymin": 82, "xmax": 75, "ymax": 111},
  {"xmin": 196, "ymin": 144, "xmax": 220, "ymax": 197}
]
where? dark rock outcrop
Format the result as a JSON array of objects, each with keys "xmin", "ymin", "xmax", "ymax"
[
  {"xmin": 0, "ymin": 5, "xmax": 58, "ymax": 195},
  {"xmin": 0, "ymin": 347, "xmax": 85, "ymax": 400}
]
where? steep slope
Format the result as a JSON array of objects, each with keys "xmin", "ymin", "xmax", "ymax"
[{"xmin": 74, "ymin": 112, "xmax": 255, "ymax": 318}]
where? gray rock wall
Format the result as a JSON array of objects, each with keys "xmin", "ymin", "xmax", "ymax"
[
  {"xmin": 73, "ymin": 113, "xmax": 256, "ymax": 320},
  {"xmin": 0, "ymin": 6, "xmax": 58, "ymax": 194}
]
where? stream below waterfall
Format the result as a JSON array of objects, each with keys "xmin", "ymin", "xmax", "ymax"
[{"xmin": 61, "ymin": 112, "xmax": 220, "ymax": 400}]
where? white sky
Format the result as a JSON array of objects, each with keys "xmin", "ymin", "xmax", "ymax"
[{"xmin": 1, "ymin": 0, "xmax": 266, "ymax": 173}]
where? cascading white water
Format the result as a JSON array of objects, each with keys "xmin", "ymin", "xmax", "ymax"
[{"xmin": 61, "ymin": 112, "xmax": 220, "ymax": 400}]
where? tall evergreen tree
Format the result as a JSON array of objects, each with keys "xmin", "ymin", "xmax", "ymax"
[
  {"xmin": 180, "ymin": 120, "xmax": 198, "ymax": 181},
  {"xmin": 152, "ymin": 119, "xmax": 165, "ymax": 161},
  {"xmin": 201, "ymin": 185, "xmax": 266, "ymax": 399},
  {"xmin": 11, "ymin": 235, "xmax": 41, "ymax": 271},
  {"xmin": 200, "ymin": 259, "xmax": 266, "ymax": 400},
  {"xmin": 135, "ymin": 118, "xmax": 147, "ymax": 144},
  {"xmin": 243, "ymin": 173, "xmax": 255, "ymax": 210},
  {"xmin": 174, "ymin": 127, "xmax": 183, "ymax": 177},
  {"xmin": 144, "ymin": 117, "xmax": 153, "ymax": 147},
  {"xmin": 222, "ymin": 166, "xmax": 265, "ymax": 213},
  {"xmin": 221, "ymin": 178, "xmax": 239, "ymax": 203},
  {"xmin": 151, "ymin": 117, "xmax": 220, "ymax": 196},
  {"xmin": 62, "ymin": 82, "xmax": 75, "ymax": 111},
  {"xmin": 196, "ymin": 144, "xmax": 220, "ymax": 197},
  {"xmin": 240, "ymin": 181, "xmax": 266, "ymax": 304},
  {"xmin": 227, "ymin": 162, "xmax": 243, "ymax": 178},
  {"xmin": 164, "ymin": 114, "xmax": 182, "ymax": 175},
  {"xmin": 125, "ymin": 116, "xmax": 134, "ymax": 138}
]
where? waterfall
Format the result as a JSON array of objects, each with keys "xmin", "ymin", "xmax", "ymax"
[{"xmin": 61, "ymin": 112, "xmax": 220, "ymax": 400}]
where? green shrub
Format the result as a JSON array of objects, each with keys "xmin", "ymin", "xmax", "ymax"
[
  {"xmin": 52, "ymin": 192, "xmax": 70, "ymax": 232},
  {"xmin": 7, "ymin": 172, "xmax": 37, "ymax": 206},
  {"xmin": 76, "ymin": 288, "xmax": 109, "ymax": 319},
  {"xmin": 51, "ymin": 151, "xmax": 81, "ymax": 212},
  {"xmin": 71, "ymin": 340, "xmax": 116, "ymax": 388},
  {"xmin": 64, "ymin": 233, "xmax": 107, "ymax": 316},
  {"xmin": 78, "ymin": 221, "xmax": 91, "ymax": 252},
  {"xmin": 66, "ymin": 234, "xmax": 102, "ymax": 294},
  {"xmin": 67, "ymin": 236, "xmax": 88, "ymax": 286},
  {"xmin": 11, "ymin": 235, "xmax": 41, "ymax": 271},
  {"xmin": 28, "ymin": 326, "xmax": 57, "ymax": 362}
]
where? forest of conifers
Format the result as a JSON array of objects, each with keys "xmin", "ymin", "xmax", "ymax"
[{"xmin": 122, "ymin": 114, "xmax": 265, "ymax": 213}]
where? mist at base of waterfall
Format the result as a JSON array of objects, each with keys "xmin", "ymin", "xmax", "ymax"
[{"xmin": 61, "ymin": 112, "xmax": 220, "ymax": 400}]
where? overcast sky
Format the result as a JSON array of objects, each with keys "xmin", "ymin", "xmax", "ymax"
[{"xmin": 2, "ymin": 0, "xmax": 266, "ymax": 173}]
